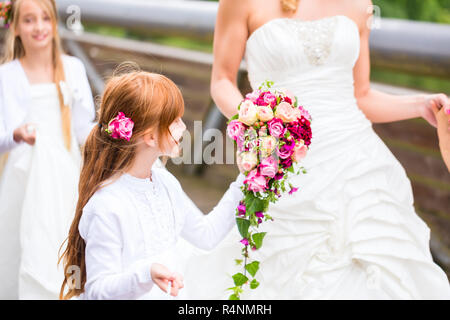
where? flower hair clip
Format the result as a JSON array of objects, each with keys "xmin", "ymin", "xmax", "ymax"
[
  {"xmin": 0, "ymin": 1, "xmax": 12, "ymax": 29},
  {"xmin": 104, "ymin": 112, "xmax": 134, "ymax": 141}
]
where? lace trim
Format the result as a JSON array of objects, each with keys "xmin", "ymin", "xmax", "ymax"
[{"xmin": 134, "ymin": 179, "xmax": 182, "ymax": 257}]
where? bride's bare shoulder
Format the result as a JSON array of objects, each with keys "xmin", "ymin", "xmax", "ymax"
[
  {"xmin": 218, "ymin": 0, "xmax": 251, "ymax": 14},
  {"xmin": 345, "ymin": 0, "xmax": 375, "ymax": 31}
]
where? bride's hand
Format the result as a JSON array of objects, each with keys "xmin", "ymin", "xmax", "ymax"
[
  {"xmin": 419, "ymin": 94, "xmax": 450, "ymax": 128},
  {"xmin": 13, "ymin": 123, "xmax": 36, "ymax": 145}
]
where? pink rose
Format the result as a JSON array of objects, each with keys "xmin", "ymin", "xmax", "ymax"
[
  {"xmin": 239, "ymin": 151, "xmax": 258, "ymax": 172},
  {"xmin": 244, "ymin": 169, "xmax": 267, "ymax": 193},
  {"xmin": 267, "ymin": 118, "xmax": 286, "ymax": 138},
  {"xmin": 298, "ymin": 106, "xmax": 311, "ymax": 120},
  {"xmin": 245, "ymin": 89, "xmax": 261, "ymax": 103},
  {"xmin": 292, "ymin": 142, "xmax": 308, "ymax": 162},
  {"xmin": 239, "ymin": 100, "xmax": 258, "ymax": 126},
  {"xmin": 227, "ymin": 120, "xmax": 245, "ymax": 141},
  {"xmin": 281, "ymin": 89, "xmax": 296, "ymax": 105},
  {"xmin": 257, "ymin": 105, "xmax": 274, "ymax": 122},
  {"xmin": 263, "ymin": 92, "xmax": 277, "ymax": 107},
  {"xmin": 259, "ymin": 156, "xmax": 278, "ymax": 178},
  {"xmin": 275, "ymin": 102, "xmax": 297, "ymax": 123},
  {"xmin": 107, "ymin": 112, "xmax": 134, "ymax": 141}
]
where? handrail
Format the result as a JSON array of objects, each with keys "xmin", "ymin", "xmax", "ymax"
[{"xmin": 55, "ymin": 0, "xmax": 450, "ymax": 78}]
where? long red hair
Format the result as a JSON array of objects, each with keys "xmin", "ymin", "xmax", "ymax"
[{"xmin": 58, "ymin": 66, "xmax": 185, "ymax": 300}]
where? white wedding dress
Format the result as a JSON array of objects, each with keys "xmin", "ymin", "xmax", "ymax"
[{"xmin": 183, "ymin": 15, "xmax": 450, "ymax": 299}]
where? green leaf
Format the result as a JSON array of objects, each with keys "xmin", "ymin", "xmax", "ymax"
[
  {"xmin": 244, "ymin": 193, "xmax": 267, "ymax": 216},
  {"xmin": 252, "ymin": 232, "xmax": 267, "ymax": 249},
  {"xmin": 228, "ymin": 114, "xmax": 239, "ymax": 123},
  {"xmin": 245, "ymin": 261, "xmax": 260, "ymax": 277},
  {"xmin": 229, "ymin": 294, "xmax": 240, "ymax": 300},
  {"xmin": 236, "ymin": 218, "xmax": 250, "ymax": 238},
  {"xmin": 232, "ymin": 273, "xmax": 248, "ymax": 286},
  {"xmin": 250, "ymin": 279, "xmax": 260, "ymax": 289},
  {"xmin": 235, "ymin": 259, "xmax": 243, "ymax": 266}
]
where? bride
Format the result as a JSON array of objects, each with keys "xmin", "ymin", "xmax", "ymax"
[{"xmin": 183, "ymin": 0, "xmax": 450, "ymax": 299}]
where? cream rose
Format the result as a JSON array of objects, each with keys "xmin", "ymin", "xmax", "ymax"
[
  {"xmin": 257, "ymin": 105, "xmax": 274, "ymax": 122},
  {"xmin": 275, "ymin": 102, "xmax": 297, "ymax": 123},
  {"xmin": 239, "ymin": 100, "xmax": 258, "ymax": 126}
]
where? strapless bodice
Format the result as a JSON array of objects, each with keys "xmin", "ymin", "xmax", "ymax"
[{"xmin": 245, "ymin": 15, "xmax": 372, "ymax": 165}]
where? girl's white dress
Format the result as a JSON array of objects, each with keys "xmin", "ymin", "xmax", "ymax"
[
  {"xmin": 183, "ymin": 15, "xmax": 450, "ymax": 299},
  {"xmin": 0, "ymin": 56, "xmax": 96, "ymax": 299},
  {"xmin": 76, "ymin": 168, "xmax": 245, "ymax": 300}
]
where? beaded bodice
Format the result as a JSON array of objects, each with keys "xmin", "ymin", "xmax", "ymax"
[{"xmin": 245, "ymin": 15, "xmax": 360, "ymax": 84}]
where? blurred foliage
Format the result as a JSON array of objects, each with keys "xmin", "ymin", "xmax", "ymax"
[{"xmin": 373, "ymin": 0, "xmax": 450, "ymax": 24}]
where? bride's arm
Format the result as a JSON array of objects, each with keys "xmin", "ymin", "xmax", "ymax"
[
  {"xmin": 210, "ymin": 0, "xmax": 250, "ymax": 119},
  {"xmin": 352, "ymin": 0, "xmax": 450, "ymax": 127}
]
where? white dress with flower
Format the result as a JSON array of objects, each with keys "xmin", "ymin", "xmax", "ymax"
[{"xmin": 183, "ymin": 15, "xmax": 450, "ymax": 299}]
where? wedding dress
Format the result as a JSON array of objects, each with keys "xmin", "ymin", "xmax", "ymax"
[{"xmin": 183, "ymin": 15, "xmax": 450, "ymax": 299}]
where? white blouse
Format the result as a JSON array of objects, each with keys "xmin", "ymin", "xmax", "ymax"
[
  {"xmin": 0, "ymin": 55, "xmax": 96, "ymax": 154},
  {"xmin": 77, "ymin": 167, "xmax": 245, "ymax": 300}
]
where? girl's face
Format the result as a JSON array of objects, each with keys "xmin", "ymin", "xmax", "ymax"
[
  {"xmin": 15, "ymin": 0, "xmax": 54, "ymax": 52},
  {"xmin": 161, "ymin": 117, "xmax": 186, "ymax": 158}
]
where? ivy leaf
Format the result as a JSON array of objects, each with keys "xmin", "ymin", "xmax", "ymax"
[
  {"xmin": 245, "ymin": 261, "xmax": 260, "ymax": 278},
  {"xmin": 236, "ymin": 218, "xmax": 250, "ymax": 238},
  {"xmin": 244, "ymin": 193, "xmax": 267, "ymax": 216},
  {"xmin": 229, "ymin": 294, "xmax": 240, "ymax": 300},
  {"xmin": 252, "ymin": 232, "xmax": 267, "ymax": 249},
  {"xmin": 250, "ymin": 279, "xmax": 260, "ymax": 289},
  {"xmin": 232, "ymin": 273, "xmax": 248, "ymax": 286}
]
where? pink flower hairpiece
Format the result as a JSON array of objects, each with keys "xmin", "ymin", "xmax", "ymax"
[
  {"xmin": 104, "ymin": 112, "xmax": 134, "ymax": 141},
  {"xmin": 0, "ymin": 1, "xmax": 12, "ymax": 29}
]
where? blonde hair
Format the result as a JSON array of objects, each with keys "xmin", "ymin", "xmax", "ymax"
[
  {"xmin": 281, "ymin": 0, "xmax": 299, "ymax": 12},
  {"xmin": 58, "ymin": 67, "xmax": 185, "ymax": 300},
  {"xmin": 2, "ymin": 0, "xmax": 72, "ymax": 151}
]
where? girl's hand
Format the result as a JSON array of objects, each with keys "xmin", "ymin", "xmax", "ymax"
[
  {"xmin": 431, "ymin": 100, "xmax": 450, "ymax": 136},
  {"xmin": 419, "ymin": 94, "xmax": 450, "ymax": 128},
  {"xmin": 13, "ymin": 123, "xmax": 37, "ymax": 145},
  {"xmin": 150, "ymin": 263, "xmax": 184, "ymax": 297}
]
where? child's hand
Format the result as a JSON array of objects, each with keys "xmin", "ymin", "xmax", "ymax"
[
  {"xmin": 13, "ymin": 123, "xmax": 36, "ymax": 146},
  {"xmin": 431, "ymin": 100, "xmax": 450, "ymax": 136},
  {"xmin": 150, "ymin": 263, "xmax": 184, "ymax": 297}
]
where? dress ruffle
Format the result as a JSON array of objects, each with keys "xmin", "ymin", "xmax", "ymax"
[{"xmin": 184, "ymin": 127, "xmax": 450, "ymax": 300}]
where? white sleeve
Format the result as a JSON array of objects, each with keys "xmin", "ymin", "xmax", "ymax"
[
  {"xmin": 80, "ymin": 210, "xmax": 155, "ymax": 300},
  {"xmin": 0, "ymin": 74, "xmax": 21, "ymax": 154},
  {"xmin": 71, "ymin": 59, "xmax": 96, "ymax": 146},
  {"xmin": 180, "ymin": 173, "xmax": 245, "ymax": 251}
]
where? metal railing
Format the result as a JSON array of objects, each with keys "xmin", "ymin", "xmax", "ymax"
[{"xmin": 55, "ymin": 0, "xmax": 450, "ymax": 78}]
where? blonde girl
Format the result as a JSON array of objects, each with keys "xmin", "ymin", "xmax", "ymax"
[{"xmin": 0, "ymin": 0, "xmax": 95, "ymax": 299}]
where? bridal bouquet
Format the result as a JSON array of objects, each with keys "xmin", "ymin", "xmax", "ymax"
[{"xmin": 226, "ymin": 80, "xmax": 312, "ymax": 300}]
